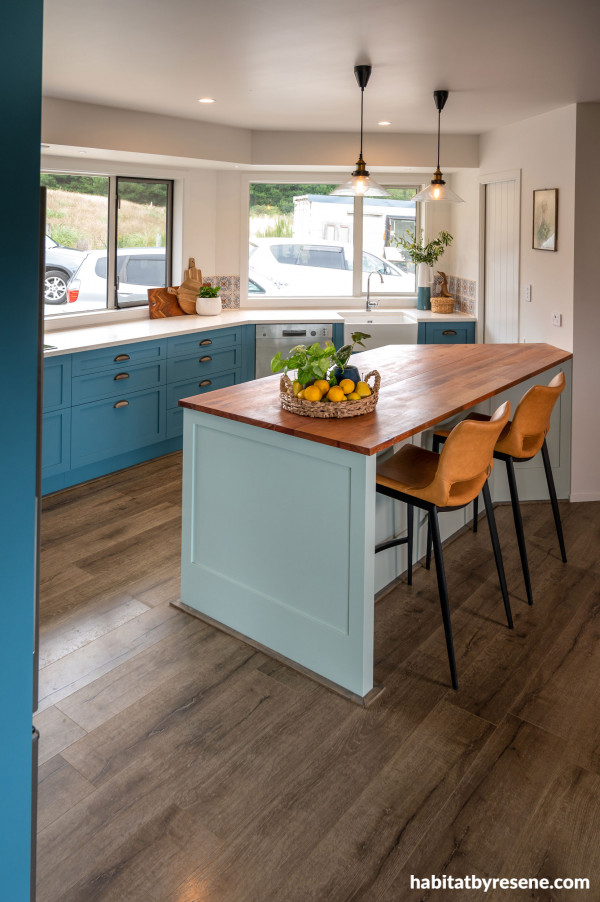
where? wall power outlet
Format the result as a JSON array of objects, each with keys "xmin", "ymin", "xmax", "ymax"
[{"xmin": 552, "ymin": 313, "xmax": 562, "ymax": 327}]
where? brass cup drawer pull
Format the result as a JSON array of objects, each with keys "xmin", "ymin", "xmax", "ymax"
[
  {"xmin": 442, "ymin": 330, "xmax": 457, "ymax": 336},
  {"xmin": 199, "ymin": 339, "xmax": 212, "ymax": 346},
  {"xmin": 199, "ymin": 379, "xmax": 212, "ymax": 387},
  {"xmin": 114, "ymin": 354, "xmax": 130, "ymax": 362},
  {"xmin": 199, "ymin": 355, "xmax": 213, "ymax": 363},
  {"xmin": 114, "ymin": 372, "xmax": 130, "ymax": 381},
  {"xmin": 114, "ymin": 400, "xmax": 129, "ymax": 408}
]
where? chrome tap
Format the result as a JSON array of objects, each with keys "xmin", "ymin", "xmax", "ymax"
[{"xmin": 366, "ymin": 271, "xmax": 384, "ymax": 311}]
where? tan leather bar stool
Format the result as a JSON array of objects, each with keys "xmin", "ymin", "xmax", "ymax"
[
  {"xmin": 432, "ymin": 372, "xmax": 566, "ymax": 606},
  {"xmin": 375, "ymin": 401, "xmax": 513, "ymax": 690}
]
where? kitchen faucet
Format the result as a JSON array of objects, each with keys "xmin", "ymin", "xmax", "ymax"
[{"xmin": 366, "ymin": 271, "xmax": 384, "ymax": 311}]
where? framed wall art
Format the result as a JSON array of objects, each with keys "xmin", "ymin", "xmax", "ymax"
[{"xmin": 533, "ymin": 188, "xmax": 558, "ymax": 251}]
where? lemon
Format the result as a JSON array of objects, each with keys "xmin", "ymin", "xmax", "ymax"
[
  {"xmin": 339, "ymin": 378, "xmax": 355, "ymax": 395},
  {"xmin": 304, "ymin": 385, "xmax": 323, "ymax": 402},
  {"xmin": 327, "ymin": 386, "xmax": 346, "ymax": 402},
  {"xmin": 356, "ymin": 381, "xmax": 372, "ymax": 398},
  {"xmin": 346, "ymin": 391, "xmax": 361, "ymax": 401},
  {"xmin": 297, "ymin": 389, "xmax": 306, "ymax": 400},
  {"xmin": 314, "ymin": 379, "xmax": 330, "ymax": 396},
  {"xmin": 292, "ymin": 380, "xmax": 302, "ymax": 396}
]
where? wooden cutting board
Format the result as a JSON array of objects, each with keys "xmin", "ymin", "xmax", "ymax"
[{"xmin": 147, "ymin": 286, "xmax": 186, "ymax": 318}]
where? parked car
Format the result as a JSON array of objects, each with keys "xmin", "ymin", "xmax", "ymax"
[
  {"xmin": 66, "ymin": 247, "xmax": 167, "ymax": 306},
  {"xmin": 249, "ymin": 238, "xmax": 414, "ymax": 295},
  {"xmin": 44, "ymin": 235, "xmax": 86, "ymax": 304}
]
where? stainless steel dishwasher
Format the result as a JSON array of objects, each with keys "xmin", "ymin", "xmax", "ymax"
[{"xmin": 254, "ymin": 324, "xmax": 333, "ymax": 378}]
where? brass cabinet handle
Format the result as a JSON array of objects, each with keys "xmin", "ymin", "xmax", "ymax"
[
  {"xmin": 199, "ymin": 355, "xmax": 212, "ymax": 363},
  {"xmin": 114, "ymin": 353, "xmax": 130, "ymax": 362},
  {"xmin": 199, "ymin": 379, "xmax": 212, "ymax": 387},
  {"xmin": 199, "ymin": 339, "xmax": 212, "ymax": 346},
  {"xmin": 114, "ymin": 372, "xmax": 130, "ymax": 381},
  {"xmin": 442, "ymin": 330, "xmax": 457, "ymax": 336},
  {"xmin": 114, "ymin": 400, "xmax": 129, "ymax": 408}
]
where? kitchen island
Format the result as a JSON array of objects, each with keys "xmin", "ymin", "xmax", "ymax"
[{"xmin": 178, "ymin": 343, "xmax": 572, "ymax": 702}]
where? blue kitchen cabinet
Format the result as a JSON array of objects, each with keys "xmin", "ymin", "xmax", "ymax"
[
  {"xmin": 42, "ymin": 324, "xmax": 254, "ymax": 495},
  {"xmin": 418, "ymin": 321, "xmax": 476, "ymax": 344}
]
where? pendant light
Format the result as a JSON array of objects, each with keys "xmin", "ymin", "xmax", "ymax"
[
  {"xmin": 413, "ymin": 90, "xmax": 464, "ymax": 204},
  {"xmin": 331, "ymin": 65, "xmax": 391, "ymax": 198}
]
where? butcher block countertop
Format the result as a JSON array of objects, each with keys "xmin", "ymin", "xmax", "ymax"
[{"xmin": 180, "ymin": 343, "xmax": 573, "ymax": 456}]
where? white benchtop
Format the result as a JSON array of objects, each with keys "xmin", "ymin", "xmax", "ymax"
[{"xmin": 43, "ymin": 307, "xmax": 477, "ymax": 357}]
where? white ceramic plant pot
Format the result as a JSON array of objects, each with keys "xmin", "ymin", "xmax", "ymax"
[{"xmin": 196, "ymin": 295, "xmax": 222, "ymax": 316}]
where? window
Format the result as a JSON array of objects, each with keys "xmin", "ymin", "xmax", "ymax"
[
  {"xmin": 248, "ymin": 182, "xmax": 419, "ymax": 298},
  {"xmin": 361, "ymin": 188, "xmax": 418, "ymax": 294},
  {"xmin": 249, "ymin": 183, "xmax": 353, "ymax": 297},
  {"xmin": 41, "ymin": 172, "xmax": 173, "ymax": 316}
]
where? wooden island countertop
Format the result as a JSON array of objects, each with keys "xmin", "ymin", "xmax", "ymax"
[{"xmin": 179, "ymin": 342, "xmax": 572, "ymax": 456}]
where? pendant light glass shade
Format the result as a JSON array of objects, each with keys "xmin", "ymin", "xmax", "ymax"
[
  {"xmin": 414, "ymin": 90, "xmax": 464, "ymax": 205},
  {"xmin": 331, "ymin": 65, "xmax": 391, "ymax": 199}
]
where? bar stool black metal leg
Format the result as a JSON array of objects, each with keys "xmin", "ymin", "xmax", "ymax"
[
  {"xmin": 506, "ymin": 457, "xmax": 534, "ymax": 605},
  {"xmin": 407, "ymin": 504, "xmax": 414, "ymax": 586},
  {"xmin": 429, "ymin": 508, "xmax": 458, "ymax": 690},
  {"xmin": 482, "ymin": 481, "xmax": 513, "ymax": 629},
  {"xmin": 432, "ymin": 435, "xmax": 441, "ymax": 454},
  {"xmin": 541, "ymin": 438, "xmax": 567, "ymax": 562},
  {"xmin": 472, "ymin": 495, "xmax": 479, "ymax": 532},
  {"xmin": 425, "ymin": 519, "xmax": 432, "ymax": 570}
]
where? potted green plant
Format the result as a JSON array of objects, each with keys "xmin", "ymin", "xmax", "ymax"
[
  {"xmin": 331, "ymin": 331, "xmax": 370, "ymax": 384},
  {"xmin": 394, "ymin": 229, "xmax": 453, "ymax": 310},
  {"xmin": 196, "ymin": 284, "xmax": 222, "ymax": 316},
  {"xmin": 270, "ymin": 331, "xmax": 370, "ymax": 388}
]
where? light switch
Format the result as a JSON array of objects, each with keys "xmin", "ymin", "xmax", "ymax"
[
  {"xmin": 552, "ymin": 313, "xmax": 562, "ymax": 327},
  {"xmin": 524, "ymin": 284, "xmax": 532, "ymax": 302}
]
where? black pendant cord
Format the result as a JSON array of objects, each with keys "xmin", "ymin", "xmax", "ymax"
[
  {"xmin": 437, "ymin": 107, "xmax": 441, "ymax": 171},
  {"xmin": 360, "ymin": 88, "xmax": 364, "ymax": 159}
]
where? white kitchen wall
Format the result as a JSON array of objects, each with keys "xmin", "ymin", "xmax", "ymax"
[
  {"xmin": 478, "ymin": 105, "xmax": 576, "ymax": 352},
  {"xmin": 571, "ymin": 103, "xmax": 600, "ymax": 501}
]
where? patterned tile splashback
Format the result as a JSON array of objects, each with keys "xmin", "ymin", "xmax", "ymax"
[
  {"xmin": 205, "ymin": 276, "xmax": 241, "ymax": 309},
  {"xmin": 431, "ymin": 273, "xmax": 476, "ymax": 314}
]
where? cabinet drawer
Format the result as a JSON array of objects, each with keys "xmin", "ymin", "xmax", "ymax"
[
  {"xmin": 72, "ymin": 361, "xmax": 166, "ymax": 405},
  {"xmin": 42, "ymin": 409, "xmax": 71, "ymax": 476},
  {"xmin": 72, "ymin": 339, "xmax": 167, "ymax": 375},
  {"xmin": 423, "ymin": 322, "xmax": 475, "ymax": 344},
  {"xmin": 43, "ymin": 356, "xmax": 71, "ymax": 411},
  {"xmin": 168, "ymin": 348, "xmax": 240, "ymax": 382},
  {"xmin": 166, "ymin": 371, "xmax": 237, "ymax": 409},
  {"xmin": 167, "ymin": 328, "xmax": 242, "ymax": 358},
  {"xmin": 71, "ymin": 387, "xmax": 166, "ymax": 468}
]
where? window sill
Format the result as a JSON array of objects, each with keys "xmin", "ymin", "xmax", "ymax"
[{"xmin": 44, "ymin": 306, "xmax": 150, "ymax": 332}]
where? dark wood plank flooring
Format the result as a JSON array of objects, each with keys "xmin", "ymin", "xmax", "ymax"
[{"xmin": 36, "ymin": 452, "xmax": 600, "ymax": 901}]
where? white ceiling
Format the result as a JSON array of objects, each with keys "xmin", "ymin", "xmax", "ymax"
[{"xmin": 43, "ymin": 0, "xmax": 600, "ymax": 135}]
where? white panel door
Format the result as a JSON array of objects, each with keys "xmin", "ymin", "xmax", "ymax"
[{"xmin": 484, "ymin": 178, "xmax": 520, "ymax": 343}]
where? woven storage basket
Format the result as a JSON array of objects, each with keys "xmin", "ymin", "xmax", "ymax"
[
  {"xmin": 430, "ymin": 296, "xmax": 455, "ymax": 314},
  {"xmin": 280, "ymin": 370, "xmax": 380, "ymax": 419}
]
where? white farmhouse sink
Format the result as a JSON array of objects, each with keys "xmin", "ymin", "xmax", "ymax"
[
  {"xmin": 341, "ymin": 310, "xmax": 417, "ymax": 325},
  {"xmin": 340, "ymin": 310, "xmax": 419, "ymax": 349}
]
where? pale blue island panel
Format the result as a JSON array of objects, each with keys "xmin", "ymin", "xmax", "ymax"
[{"xmin": 181, "ymin": 410, "xmax": 377, "ymax": 698}]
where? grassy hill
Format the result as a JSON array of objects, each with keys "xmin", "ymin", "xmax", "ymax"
[{"xmin": 46, "ymin": 189, "xmax": 166, "ymax": 250}]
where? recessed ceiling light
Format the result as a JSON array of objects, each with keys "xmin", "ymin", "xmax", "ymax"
[
  {"xmin": 41, "ymin": 143, "xmax": 50, "ymax": 149},
  {"xmin": 78, "ymin": 150, "xmax": 87, "ymax": 155},
  {"xmin": 198, "ymin": 97, "xmax": 215, "ymax": 104},
  {"xmin": 378, "ymin": 121, "xmax": 391, "ymax": 126}
]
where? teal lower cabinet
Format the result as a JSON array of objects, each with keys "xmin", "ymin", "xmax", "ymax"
[
  {"xmin": 71, "ymin": 386, "xmax": 166, "ymax": 468},
  {"xmin": 42, "ymin": 409, "xmax": 71, "ymax": 477},
  {"xmin": 42, "ymin": 324, "xmax": 256, "ymax": 495},
  {"xmin": 418, "ymin": 321, "xmax": 476, "ymax": 344}
]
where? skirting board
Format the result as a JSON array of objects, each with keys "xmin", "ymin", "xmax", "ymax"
[
  {"xmin": 570, "ymin": 492, "xmax": 600, "ymax": 502},
  {"xmin": 171, "ymin": 599, "xmax": 385, "ymax": 707}
]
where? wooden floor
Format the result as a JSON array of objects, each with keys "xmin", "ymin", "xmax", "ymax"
[{"xmin": 36, "ymin": 452, "xmax": 600, "ymax": 901}]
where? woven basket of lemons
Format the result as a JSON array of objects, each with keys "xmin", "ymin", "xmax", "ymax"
[{"xmin": 280, "ymin": 370, "xmax": 380, "ymax": 418}]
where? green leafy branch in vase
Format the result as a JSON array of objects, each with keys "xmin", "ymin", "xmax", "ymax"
[{"xmin": 393, "ymin": 229, "xmax": 453, "ymax": 266}]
